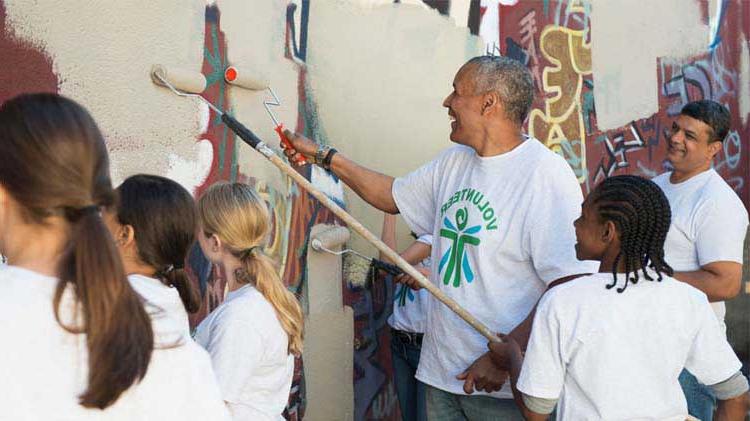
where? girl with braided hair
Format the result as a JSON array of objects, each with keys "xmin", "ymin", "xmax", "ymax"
[
  {"xmin": 194, "ymin": 182, "xmax": 304, "ymax": 421},
  {"xmin": 488, "ymin": 175, "xmax": 748, "ymax": 420}
]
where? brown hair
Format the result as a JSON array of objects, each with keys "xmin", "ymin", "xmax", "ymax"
[
  {"xmin": 0, "ymin": 93, "xmax": 153, "ymax": 408},
  {"xmin": 198, "ymin": 182, "xmax": 304, "ymax": 355},
  {"xmin": 113, "ymin": 174, "xmax": 200, "ymax": 312}
]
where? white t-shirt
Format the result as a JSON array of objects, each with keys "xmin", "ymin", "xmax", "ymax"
[
  {"xmin": 0, "ymin": 265, "xmax": 230, "ymax": 421},
  {"xmin": 517, "ymin": 272, "xmax": 741, "ymax": 420},
  {"xmin": 128, "ymin": 274, "xmax": 190, "ymax": 344},
  {"xmin": 653, "ymin": 169, "xmax": 749, "ymax": 333},
  {"xmin": 195, "ymin": 284, "xmax": 295, "ymax": 421},
  {"xmin": 392, "ymin": 139, "xmax": 597, "ymax": 398},
  {"xmin": 388, "ymin": 235, "xmax": 432, "ymax": 334}
]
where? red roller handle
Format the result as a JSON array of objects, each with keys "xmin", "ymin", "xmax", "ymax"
[{"xmin": 275, "ymin": 123, "xmax": 307, "ymax": 165}]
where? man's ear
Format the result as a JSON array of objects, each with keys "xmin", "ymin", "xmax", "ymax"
[
  {"xmin": 481, "ymin": 92, "xmax": 499, "ymax": 115},
  {"xmin": 708, "ymin": 140, "xmax": 722, "ymax": 160}
]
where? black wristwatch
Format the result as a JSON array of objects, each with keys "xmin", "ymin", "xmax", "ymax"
[{"xmin": 322, "ymin": 147, "xmax": 337, "ymax": 170}]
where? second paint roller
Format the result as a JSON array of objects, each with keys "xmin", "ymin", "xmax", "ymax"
[
  {"xmin": 223, "ymin": 66, "xmax": 306, "ymax": 166},
  {"xmin": 150, "ymin": 64, "xmax": 501, "ymax": 343}
]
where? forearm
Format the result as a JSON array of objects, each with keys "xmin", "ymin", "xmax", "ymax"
[
  {"xmin": 380, "ymin": 214, "xmax": 397, "ymax": 261},
  {"xmin": 673, "ymin": 269, "xmax": 741, "ymax": 302},
  {"xmin": 715, "ymin": 394, "xmax": 749, "ymax": 421},
  {"xmin": 507, "ymin": 345, "xmax": 548, "ymax": 420},
  {"xmin": 329, "ymin": 153, "xmax": 398, "ymax": 213}
]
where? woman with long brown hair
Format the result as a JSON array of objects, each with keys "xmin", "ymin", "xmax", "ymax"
[
  {"xmin": 195, "ymin": 182, "xmax": 304, "ymax": 421},
  {"xmin": 103, "ymin": 174, "xmax": 201, "ymax": 341},
  {"xmin": 0, "ymin": 93, "xmax": 229, "ymax": 420}
]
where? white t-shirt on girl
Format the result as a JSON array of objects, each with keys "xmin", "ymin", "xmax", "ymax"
[
  {"xmin": 195, "ymin": 284, "xmax": 295, "ymax": 421},
  {"xmin": 128, "ymin": 274, "xmax": 190, "ymax": 344},
  {"xmin": 392, "ymin": 139, "xmax": 597, "ymax": 398},
  {"xmin": 517, "ymin": 272, "xmax": 742, "ymax": 420},
  {"xmin": 388, "ymin": 235, "xmax": 432, "ymax": 334},
  {"xmin": 653, "ymin": 169, "xmax": 749, "ymax": 334},
  {"xmin": 0, "ymin": 265, "xmax": 230, "ymax": 421}
]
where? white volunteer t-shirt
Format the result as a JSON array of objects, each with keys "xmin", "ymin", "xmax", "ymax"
[
  {"xmin": 0, "ymin": 265, "xmax": 230, "ymax": 421},
  {"xmin": 388, "ymin": 235, "xmax": 432, "ymax": 334},
  {"xmin": 518, "ymin": 272, "xmax": 741, "ymax": 420},
  {"xmin": 392, "ymin": 139, "xmax": 597, "ymax": 398},
  {"xmin": 195, "ymin": 284, "xmax": 295, "ymax": 421},
  {"xmin": 128, "ymin": 274, "xmax": 190, "ymax": 344},
  {"xmin": 653, "ymin": 169, "xmax": 749, "ymax": 333}
]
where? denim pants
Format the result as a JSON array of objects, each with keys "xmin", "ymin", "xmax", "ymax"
[
  {"xmin": 391, "ymin": 330, "xmax": 427, "ymax": 421},
  {"xmin": 679, "ymin": 369, "xmax": 716, "ymax": 421},
  {"xmin": 425, "ymin": 384, "xmax": 524, "ymax": 421}
]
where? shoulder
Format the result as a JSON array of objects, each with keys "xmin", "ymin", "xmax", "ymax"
[
  {"xmin": 525, "ymin": 138, "xmax": 579, "ymax": 185},
  {"xmin": 703, "ymin": 171, "xmax": 746, "ymax": 211},
  {"xmin": 652, "ymin": 171, "xmax": 672, "ymax": 187},
  {"xmin": 537, "ymin": 274, "xmax": 603, "ymax": 312},
  {"xmin": 216, "ymin": 287, "xmax": 274, "ymax": 325}
]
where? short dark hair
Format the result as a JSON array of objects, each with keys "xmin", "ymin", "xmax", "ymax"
[
  {"xmin": 465, "ymin": 55, "xmax": 534, "ymax": 126},
  {"xmin": 680, "ymin": 100, "xmax": 730, "ymax": 142}
]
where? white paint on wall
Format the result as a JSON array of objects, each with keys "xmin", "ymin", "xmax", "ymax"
[
  {"xmin": 308, "ymin": 0, "xmax": 482, "ymax": 254},
  {"xmin": 166, "ymin": 139, "xmax": 214, "ymax": 195},
  {"xmin": 3, "ymin": 0, "xmax": 206, "ymax": 186},
  {"xmin": 591, "ymin": 0, "xmax": 708, "ymax": 130}
]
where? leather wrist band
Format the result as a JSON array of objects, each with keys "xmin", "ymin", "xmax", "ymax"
[
  {"xmin": 315, "ymin": 144, "xmax": 332, "ymax": 166},
  {"xmin": 322, "ymin": 148, "xmax": 337, "ymax": 170}
]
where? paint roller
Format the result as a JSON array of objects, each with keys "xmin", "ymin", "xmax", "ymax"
[
  {"xmin": 310, "ymin": 226, "xmax": 403, "ymax": 278},
  {"xmin": 150, "ymin": 64, "xmax": 501, "ymax": 343},
  {"xmin": 224, "ymin": 66, "xmax": 306, "ymax": 166}
]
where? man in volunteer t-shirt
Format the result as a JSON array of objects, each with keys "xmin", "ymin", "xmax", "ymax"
[
  {"xmin": 652, "ymin": 100, "xmax": 749, "ymax": 421},
  {"xmin": 283, "ymin": 56, "xmax": 596, "ymax": 419}
]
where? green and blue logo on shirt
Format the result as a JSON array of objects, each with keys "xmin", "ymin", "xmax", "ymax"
[
  {"xmin": 394, "ymin": 284, "xmax": 415, "ymax": 307},
  {"xmin": 438, "ymin": 188, "xmax": 498, "ymax": 288}
]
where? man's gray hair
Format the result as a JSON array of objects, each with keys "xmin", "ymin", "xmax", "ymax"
[{"xmin": 466, "ymin": 56, "xmax": 534, "ymax": 126}]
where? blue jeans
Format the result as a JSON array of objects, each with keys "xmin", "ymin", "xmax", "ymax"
[
  {"xmin": 425, "ymin": 384, "xmax": 524, "ymax": 421},
  {"xmin": 391, "ymin": 330, "xmax": 427, "ymax": 421},
  {"xmin": 679, "ymin": 369, "xmax": 716, "ymax": 420}
]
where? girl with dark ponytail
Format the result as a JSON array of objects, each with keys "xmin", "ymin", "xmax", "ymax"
[
  {"xmin": 0, "ymin": 93, "xmax": 230, "ymax": 420},
  {"xmin": 195, "ymin": 182, "xmax": 304, "ymax": 421},
  {"xmin": 103, "ymin": 174, "xmax": 201, "ymax": 339}
]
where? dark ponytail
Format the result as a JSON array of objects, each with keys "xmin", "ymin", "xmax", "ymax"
[
  {"xmin": 114, "ymin": 174, "xmax": 200, "ymax": 313},
  {"xmin": 0, "ymin": 93, "xmax": 153, "ymax": 408}
]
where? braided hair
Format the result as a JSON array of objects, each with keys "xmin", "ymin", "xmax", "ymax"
[{"xmin": 589, "ymin": 175, "xmax": 674, "ymax": 293}]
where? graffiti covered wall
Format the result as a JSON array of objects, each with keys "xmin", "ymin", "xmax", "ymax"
[{"xmin": 2, "ymin": 0, "xmax": 750, "ymax": 420}]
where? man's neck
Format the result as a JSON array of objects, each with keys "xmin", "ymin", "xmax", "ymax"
[
  {"xmin": 670, "ymin": 164, "xmax": 711, "ymax": 184},
  {"xmin": 474, "ymin": 124, "xmax": 525, "ymax": 157}
]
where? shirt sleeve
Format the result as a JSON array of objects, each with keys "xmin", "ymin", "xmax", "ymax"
[
  {"xmin": 695, "ymin": 198, "xmax": 748, "ymax": 265},
  {"xmin": 524, "ymin": 158, "xmax": 598, "ymax": 284},
  {"xmin": 684, "ymin": 292, "xmax": 742, "ymax": 386},
  {"xmin": 416, "ymin": 234, "xmax": 433, "ymax": 246},
  {"xmin": 517, "ymin": 293, "xmax": 566, "ymax": 400},
  {"xmin": 203, "ymin": 313, "xmax": 262, "ymax": 402},
  {"xmin": 392, "ymin": 155, "xmax": 441, "ymax": 238}
]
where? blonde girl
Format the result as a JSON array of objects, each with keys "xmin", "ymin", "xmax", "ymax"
[{"xmin": 195, "ymin": 182, "xmax": 304, "ymax": 421}]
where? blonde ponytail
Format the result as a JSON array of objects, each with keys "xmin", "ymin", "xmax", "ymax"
[
  {"xmin": 240, "ymin": 250, "xmax": 304, "ymax": 355},
  {"xmin": 198, "ymin": 182, "xmax": 304, "ymax": 355}
]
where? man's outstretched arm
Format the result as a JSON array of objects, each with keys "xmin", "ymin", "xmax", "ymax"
[{"xmin": 284, "ymin": 130, "xmax": 398, "ymax": 213}]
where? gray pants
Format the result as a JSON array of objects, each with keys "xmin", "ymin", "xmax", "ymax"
[{"xmin": 425, "ymin": 384, "xmax": 524, "ymax": 421}]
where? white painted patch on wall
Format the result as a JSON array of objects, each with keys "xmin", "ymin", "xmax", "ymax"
[
  {"xmin": 310, "ymin": 166, "xmax": 345, "ymax": 204},
  {"xmin": 198, "ymin": 101, "xmax": 210, "ymax": 134},
  {"xmin": 740, "ymin": 36, "xmax": 750, "ymax": 125},
  {"xmin": 479, "ymin": 0, "xmax": 500, "ymax": 54},
  {"xmin": 591, "ymin": 0, "xmax": 708, "ymax": 131},
  {"xmin": 166, "ymin": 138, "xmax": 214, "ymax": 195}
]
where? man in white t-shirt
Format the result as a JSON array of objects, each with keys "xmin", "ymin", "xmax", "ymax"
[
  {"xmin": 652, "ymin": 100, "xmax": 749, "ymax": 421},
  {"xmin": 283, "ymin": 56, "xmax": 595, "ymax": 419}
]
